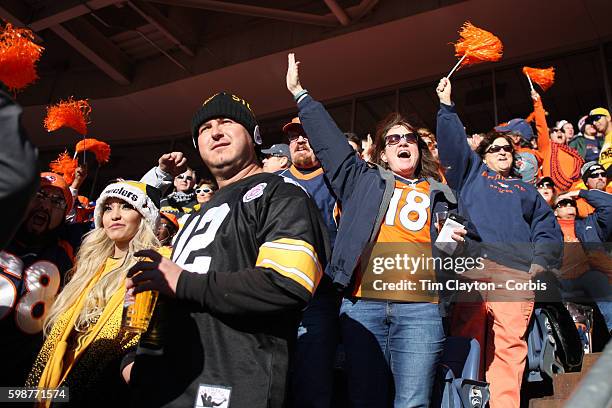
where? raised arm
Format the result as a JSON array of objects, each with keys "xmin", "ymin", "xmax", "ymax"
[
  {"xmin": 435, "ymin": 77, "xmax": 483, "ymax": 191},
  {"xmin": 532, "ymin": 90, "xmax": 551, "ymax": 157},
  {"xmin": 140, "ymin": 152, "xmax": 187, "ymax": 195},
  {"xmin": 580, "ymin": 189, "xmax": 612, "ymax": 240},
  {"xmin": 286, "ymin": 53, "xmax": 370, "ymax": 202}
]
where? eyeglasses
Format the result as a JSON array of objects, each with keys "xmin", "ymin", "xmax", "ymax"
[
  {"xmin": 176, "ymin": 174, "xmax": 194, "ymax": 181},
  {"xmin": 536, "ymin": 182, "xmax": 554, "ymax": 189},
  {"xmin": 555, "ymin": 199, "xmax": 576, "ymax": 209},
  {"xmin": 196, "ymin": 187, "xmax": 213, "ymax": 194},
  {"xmin": 266, "ymin": 153, "xmax": 286, "ymax": 159},
  {"xmin": 588, "ymin": 171, "xmax": 606, "ymax": 179},
  {"xmin": 384, "ymin": 133, "xmax": 418, "ymax": 146},
  {"xmin": 35, "ymin": 191, "xmax": 67, "ymax": 209},
  {"xmin": 486, "ymin": 144, "xmax": 513, "ymax": 154},
  {"xmin": 426, "ymin": 141, "xmax": 438, "ymax": 149}
]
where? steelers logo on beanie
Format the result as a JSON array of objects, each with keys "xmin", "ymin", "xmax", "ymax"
[
  {"xmin": 94, "ymin": 181, "xmax": 161, "ymax": 229},
  {"xmin": 191, "ymin": 92, "xmax": 261, "ymax": 148}
]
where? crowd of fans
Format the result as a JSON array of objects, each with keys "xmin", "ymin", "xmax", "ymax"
[{"xmin": 0, "ymin": 52, "xmax": 610, "ymax": 408}]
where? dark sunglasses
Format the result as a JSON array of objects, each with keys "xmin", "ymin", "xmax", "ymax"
[
  {"xmin": 536, "ymin": 182, "xmax": 554, "ymax": 189},
  {"xmin": 196, "ymin": 187, "xmax": 213, "ymax": 194},
  {"xmin": 35, "ymin": 190, "xmax": 67, "ymax": 209},
  {"xmin": 176, "ymin": 174, "xmax": 194, "ymax": 181},
  {"xmin": 486, "ymin": 144, "xmax": 513, "ymax": 154},
  {"xmin": 426, "ymin": 141, "xmax": 438, "ymax": 149},
  {"xmin": 555, "ymin": 199, "xmax": 576, "ymax": 209},
  {"xmin": 588, "ymin": 171, "xmax": 606, "ymax": 179},
  {"xmin": 384, "ymin": 133, "xmax": 418, "ymax": 146}
]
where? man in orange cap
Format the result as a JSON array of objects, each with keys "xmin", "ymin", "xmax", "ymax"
[{"xmin": 0, "ymin": 172, "xmax": 83, "ymax": 387}]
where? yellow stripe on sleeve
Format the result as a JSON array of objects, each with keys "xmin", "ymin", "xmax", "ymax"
[{"xmin": 256, "ymin": 238, "xmax": 323, "ymax": 294}]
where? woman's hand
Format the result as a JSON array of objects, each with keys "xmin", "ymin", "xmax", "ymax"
[
  {"xmin": 286, "ymin": 53, "xmax": 304, "ymax": 97},
  {"xmin": 451, "ymin": 227, "xmax": 467, "ymax": 243},
  {"xmin": 436, "ymin": 77, "xmax": 452, "ymax": 106}
]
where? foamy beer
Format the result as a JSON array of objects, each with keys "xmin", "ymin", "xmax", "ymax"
[{"xmin": 122, "ymin": 287, "xmax": 159, "ymax": 333}]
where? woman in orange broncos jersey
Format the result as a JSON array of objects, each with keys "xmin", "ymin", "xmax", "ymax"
[{"xmin": 286, "ymin": 53, "xmax": 468, "ymax": 408}]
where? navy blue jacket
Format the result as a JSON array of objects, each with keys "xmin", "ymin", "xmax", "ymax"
[
  {"xmin": 436, "ymin": 103, "xmax": 563, "ymax": 271},
  {"xmin": 575, "ymin": 189, "xmax": 612, "ymax": 243},
  {"xmin": 297, "ymin": 95, "xmax": 458, "ymax": 293}
]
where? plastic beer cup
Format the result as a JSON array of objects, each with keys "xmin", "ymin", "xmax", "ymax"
[{"xmin": 122, "ymin": 287, "xmax": 158, "ymax": 333}]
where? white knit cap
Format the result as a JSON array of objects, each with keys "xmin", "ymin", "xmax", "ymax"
[{"xmin": 94, "ymin": 181, "xmax": 160, "ymax": 229}]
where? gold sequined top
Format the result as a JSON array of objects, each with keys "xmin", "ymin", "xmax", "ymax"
[{"xmin": 26, "ymin": 257, "xmax": 140, "ymax": 406}]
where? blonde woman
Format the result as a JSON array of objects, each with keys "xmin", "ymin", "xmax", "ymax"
[{"xmin": 26, "ymin": 181, "xmax": 164, "ymax": 406}]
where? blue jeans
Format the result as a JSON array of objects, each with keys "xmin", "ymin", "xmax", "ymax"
[
  {"xmin": 340, "ymin": 299, "xmax": 445, "ymax": 408},
  {"xmin": 291, "ymin": 290, "xmax": 341, "ymax": 408}
]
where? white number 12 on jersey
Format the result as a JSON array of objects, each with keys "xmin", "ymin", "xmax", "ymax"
[{"xmin": 172, "ymin": 204, "xmax": 230, "ymax": 273}]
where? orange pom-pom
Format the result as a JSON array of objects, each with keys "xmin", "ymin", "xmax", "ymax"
[
  {"xmin": 0, "ymin": 23, "xmax": 44, "ymax": 91},
  {"xmin": 75, "ymin": 138, "xmax": 111, "ymax": 164},
  {"xmin": 454, "ymin": 22, "xmax": 503, "ymax": 67},
  {"xmin": 49, "ymin": 151, "xmax": 78, "ymax": 185},
  {"xmin": 523, "ymin": 66, "xmax": 555, "ymax": 92},
  {"xmin": 44, "ymin": 97, "xmax": 91, "ymax": 135}
]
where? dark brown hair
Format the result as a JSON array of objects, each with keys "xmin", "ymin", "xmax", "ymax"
[
  {"xmin": 475, "ymin": 131, "xmax": 520, "ymax": 178},
  {"xmin": 416, "ymin": 128, "xmax": 436, "ymax": 141},
  {"xmin": 372, "ymin": 112, "xmax": 442, "ymax": 182},
  {"xmin": 198, "ymin": 177, "xmax": 218, "ymax": 191}
]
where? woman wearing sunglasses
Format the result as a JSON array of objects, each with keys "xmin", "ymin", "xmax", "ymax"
[
  {"xmin": 195, "ymin": 179, "xmax": 217, "ymax": 204},
  {"xmin": 435, "ymin": 77, "xmax": 562, "ymax": 408},
  {"xmin": 286, "ymin": 54, "xmax": 465, "ymax": 407},
  {"xmin": 536, "ymin": 177, "xmax": 556, "ymax": 206}
]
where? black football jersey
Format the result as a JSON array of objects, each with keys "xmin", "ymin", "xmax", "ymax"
[{"xmin": 130, "ymin": 172, "xmax": 329, "ymax": 408}]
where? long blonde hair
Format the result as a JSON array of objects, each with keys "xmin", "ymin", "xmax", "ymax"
[{"xmin": 44, "ymin": 218, "xmax": 160, "ymax": 336}]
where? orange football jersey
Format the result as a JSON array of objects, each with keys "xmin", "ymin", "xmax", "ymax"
[
  {"xmin": 352, "ymin": 177, "xmax": 434, "ymax": 299},
  {"xmin": 377, "ymin": 177, "xmax": 432, "ymax": 243}
]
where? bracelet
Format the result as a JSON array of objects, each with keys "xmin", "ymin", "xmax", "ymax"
[{"xmin": 293, "ymin": 89, "xmax": 308, "ymax": 102}]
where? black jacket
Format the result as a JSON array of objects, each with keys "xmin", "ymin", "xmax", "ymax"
[{"xmin": 0, "ymin": 89, "xmax": 38, "ymax": 249}]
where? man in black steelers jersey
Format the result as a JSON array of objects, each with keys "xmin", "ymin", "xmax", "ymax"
[{"xmin": 126, "ymin": 92, "xmax": 330, "ymax": 408}]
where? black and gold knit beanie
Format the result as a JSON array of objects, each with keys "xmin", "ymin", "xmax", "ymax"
[{"xmin": 191, "ymin": 92, "xmax": 260, "ymax": 147}]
